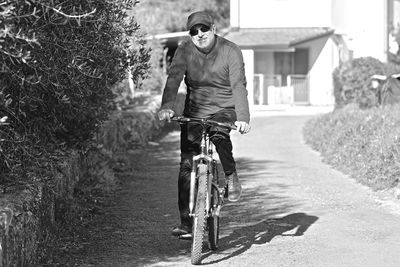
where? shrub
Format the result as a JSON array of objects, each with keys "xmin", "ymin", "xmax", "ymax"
[
  {"xmin": 0, "ymin": 0, "xmax": 150, "ymax": 182},
  {"xmin": 333, "ymin": 57, "xmax": 386, "ymax": 109},
  {"xmin": 333, "ymin": 57, "xmax": 400, "ymax": 109},
  {"xmin": 304, "ymin": 104, "xmax": 400, "ymax": 190}
]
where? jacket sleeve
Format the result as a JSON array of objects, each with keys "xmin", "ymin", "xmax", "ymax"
[
  {"xmin": 228, "ymin": 46, "xmax": 250, "ymax": 123},
  {"xmin": 160, "ymin": 44, "xmax": 187, "ymax": 111}
]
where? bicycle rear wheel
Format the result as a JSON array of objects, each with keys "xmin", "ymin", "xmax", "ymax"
[
  {"xmin": 207, "ymin": 184, "xmax": 220, "ymax": 250},
  {"xmin": 191, "ymin": 163, "xmax": 208, "ymax": 265}
]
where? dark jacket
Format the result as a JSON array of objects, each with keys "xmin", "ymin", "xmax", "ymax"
[{"xmin": 160, "ymin": 35, "xmax": 250, "ymax": 123}]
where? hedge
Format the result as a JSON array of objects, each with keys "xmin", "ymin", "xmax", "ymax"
[{"xmin": 303, "ymin": 103, "xmax": 400, "ymax": 190}]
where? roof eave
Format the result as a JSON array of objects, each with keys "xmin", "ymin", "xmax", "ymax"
[
  {"xmin": 289, "ymin": 29, "xmax": 335, "ymax": 46},
  {"xmin": 238, "ymin": 44, "xmax": 295, "ymax": 51}
]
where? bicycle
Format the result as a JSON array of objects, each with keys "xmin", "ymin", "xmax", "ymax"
[{"xmin": 170, "ymin": 116, "xmax": 237, "ymax": 265}]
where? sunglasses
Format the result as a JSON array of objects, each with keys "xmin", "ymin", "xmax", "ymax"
[{"xmin": 189, "ymin": 26, "xmax": 211, "ymax": 36}]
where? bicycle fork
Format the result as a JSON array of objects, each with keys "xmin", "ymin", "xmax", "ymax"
[
  {"xmin": 189, "ymin": 167, "xmax": 197, "ymax": 215},
  {"xmin": 188, "ymin": 158, "xmax": 225, "ymax": 218},
  {"xmin": 189, "ymin": 156, "xmax": 212, "ymax": 217}
]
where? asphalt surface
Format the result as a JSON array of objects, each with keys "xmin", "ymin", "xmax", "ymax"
[{"xmin": 69, "ymin": 108, "xmax": 400, "ymax": 267}]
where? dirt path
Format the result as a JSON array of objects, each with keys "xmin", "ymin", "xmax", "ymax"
[{"xmin": 55, "ymin": 111, "xmax": 400, "ymax": 267}]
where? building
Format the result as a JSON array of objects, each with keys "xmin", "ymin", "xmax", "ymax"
[{"xmin": 154, "ymin": 0, "xmax": 400, "ymax": 108}]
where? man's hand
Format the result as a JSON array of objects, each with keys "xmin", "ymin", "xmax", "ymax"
[
  {"xmin": 235, "ymin": 121, "xmax": 251, "ymax": 134},
  {"xmin": 158, "ymin": 109, "xmax": 175, "ymax": 122}
]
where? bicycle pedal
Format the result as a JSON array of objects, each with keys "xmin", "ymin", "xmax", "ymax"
[{"xmin": 178, "ymin": 234, "xmax": 192, "ymax": 241}]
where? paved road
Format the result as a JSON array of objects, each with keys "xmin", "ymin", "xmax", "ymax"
[{"xmin": 70, "ymin": 110, "xmax": 400, "ymax": 267}]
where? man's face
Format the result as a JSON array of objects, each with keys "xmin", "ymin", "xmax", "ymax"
[{"xmin": 189, "ymin": 24, "xmax": 215, "ymax": 50}]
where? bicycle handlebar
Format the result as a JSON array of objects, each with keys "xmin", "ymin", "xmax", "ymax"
[{"xmin": 171, "ymin": 116, "xmax": 237, "ymax": 130}]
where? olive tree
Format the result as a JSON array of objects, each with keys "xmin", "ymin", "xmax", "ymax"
[{"xmin": 0, "ymin": 0, "xmax": 150, "ymax": 180}]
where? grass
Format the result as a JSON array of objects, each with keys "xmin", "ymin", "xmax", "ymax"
[{"xmin": 303, "ymin": 103, "xmax": 400, "ymax": 190}]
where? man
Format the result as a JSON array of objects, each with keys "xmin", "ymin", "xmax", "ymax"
[{"xmin": 158, "ymin": 11, "xmax": 251, "ymax": 236}]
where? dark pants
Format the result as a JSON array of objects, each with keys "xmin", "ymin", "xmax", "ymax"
[{"xmin": 178, "ymin": 109, "xmax": 237, "ymax": 226}]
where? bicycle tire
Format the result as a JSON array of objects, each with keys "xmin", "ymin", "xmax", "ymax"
[
  {"xmin": 191, "ymin": 163, "xmax": 208, "ymax": 265},
  {"xmin": 207, "ymin": 184, "xmax": 220, "ymax": 250}
]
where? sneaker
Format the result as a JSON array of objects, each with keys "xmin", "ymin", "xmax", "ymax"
[
  {"xmin": 226, "ymin": 171, "xmax": 242, "ymax": 202},
  {"xmin": 171, "ymin": 224, "xmax": 192, "ymax": 236}
]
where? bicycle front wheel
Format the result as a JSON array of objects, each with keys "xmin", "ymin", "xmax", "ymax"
[
  {"xmin": 191, "ymin": 163, "xmax": 208, "ymax": 265},
  {"xmin": 207, "ymin": 184, "xmax": 220, "ymax": 251}
]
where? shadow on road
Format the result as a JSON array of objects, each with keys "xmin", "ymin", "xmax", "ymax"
[
  {"xmin": 59, "ymin": 128, "xmax": 318, "ymax": 267},
  {"xmin": 195, "ymin": 157, "xmax": 319, "ymax": 264},
  {"xmin": 127, "ymin": 151, "xmax": 315, "ymax": 266},
  {"xmin": 202, "ymin": 212, "xmax": 319, "ymax": 265}
]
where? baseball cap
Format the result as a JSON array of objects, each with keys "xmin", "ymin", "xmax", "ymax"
[{"xmin": 186, "ymin": 11, "xmax": 214, "ymax": 30}]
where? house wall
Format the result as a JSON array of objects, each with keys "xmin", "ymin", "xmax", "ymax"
[
  {"xmin": 389, "ymin": 0, "xmax": 400, "ymax": 55},
  {"xmin": 233, "ymin": 0, "xmax": 388, "ymax": 61},
  {"xmin": 242, "ymin": 49, "xmax": 254, "ymax": 106},
  {"xmin": 310, "ymin": 40, "xmax": 335, "ymax": 105},
  {"xmin": 292, "ymin": 36, "xmax": 334, "ymax": 105},
  {"xmin": 230, "ymin": 0, "xmax": 240, "ymax": 28},
  {"xmin": 394, "ymin": 0, "xmax": 400, "ymax": 26},
  {"xmin": 332, "ymin": 0, "xmax": 388, "ymax": 61},
  {"xmin": 232, "ymin": 0, "xmax": 332, "ymax": 28}
]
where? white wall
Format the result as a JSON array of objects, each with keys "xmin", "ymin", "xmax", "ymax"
[
  {"xmin": 231, "ymin": 0, "xmax": 389, "ymax": 62},
  {"xmin": 395, "ymin": 0, "xmax": 400, "ymax": 27},
  {"xmin": 230, "ymin": 0, "xmax": 240, "ymax": 28},
  {"xmin": 236, "ymin": 0, "xmax": 332, "ymax": 28},
  {"xmin": 295, "ymin": 36, "xmax": 335, "ymax": 105},
  {"xmin": 308, "ymin": 39, "xmax": 335, "ymax": 105},
  {"xmin": 242, "ymin": 50, "xmax": 255, "ymax": 106},
  {"xmin": 332, "ymin": 0, "xmax": 387, "ymax": 61}
]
